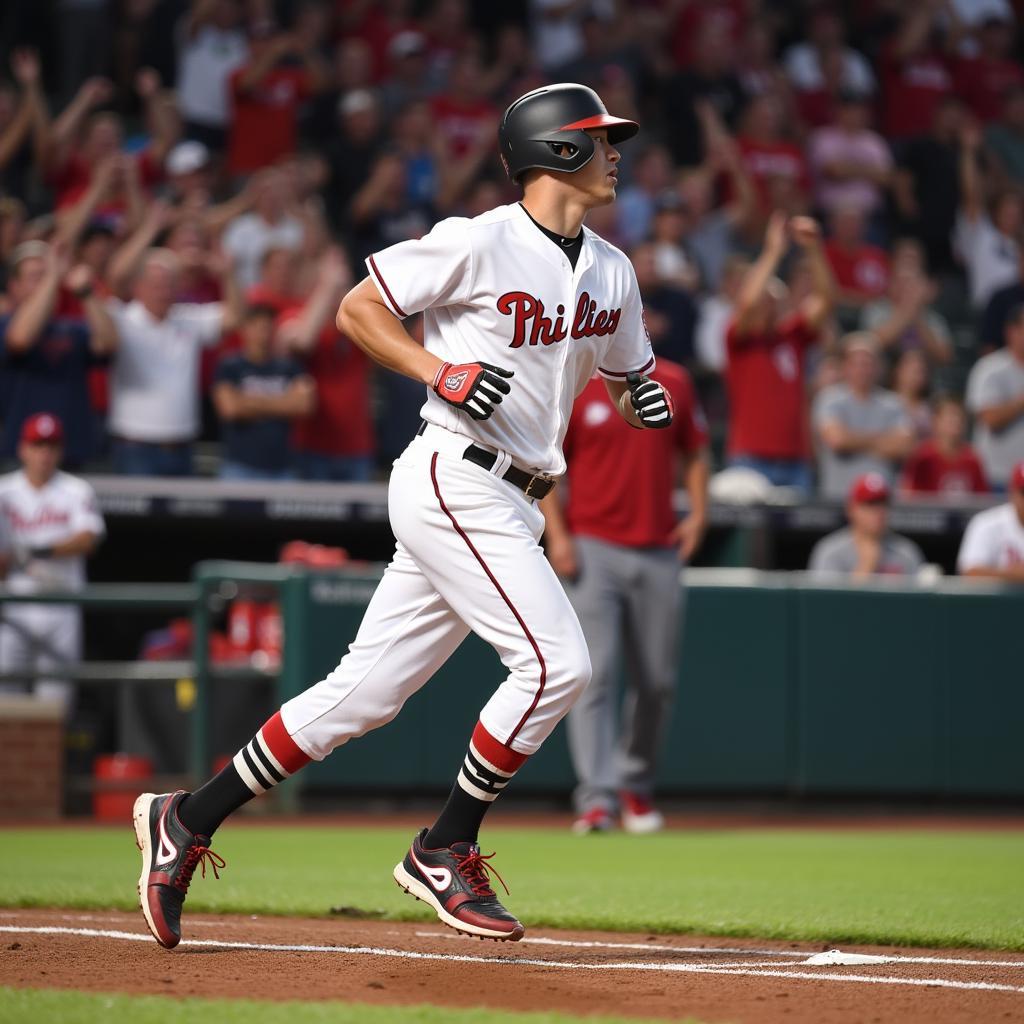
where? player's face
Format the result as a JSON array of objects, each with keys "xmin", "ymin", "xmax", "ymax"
[
  {"xmin": 19, "ymin": 440, "xmax": 61, "ymax": 481},
  {"xmin": 571, "ymin": 130, "xmax": 621, "ymax": 207},
  {"xmin": 849, "ymin": 499, "xmax": 888, "ymax": 538}
]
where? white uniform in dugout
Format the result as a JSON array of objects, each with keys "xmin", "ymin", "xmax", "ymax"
[
  {"xmin": 279, "ymin": 203, "xmax": 654, "ymax": 759},
  {"xmin": 0, "ymin": 469, "xmax": 106, "ymax": 709}
]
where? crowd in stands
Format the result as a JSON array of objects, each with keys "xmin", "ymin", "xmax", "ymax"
[{"xmin": 1, "ymin": 0, "xmax": 1024, "ymax": 495}]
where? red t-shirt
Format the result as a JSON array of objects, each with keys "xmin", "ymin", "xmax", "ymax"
[
  {"xmin": 825, "ymin": 241, "xmax": 890, "ymax": 299},
  {"xmin": 48, "ymin": 149, "xmax": 162, "ymax": 212},
  {"xmin": 879, "ymin": 42, "xmax": 952, "ymax": 140},
  {"xmin": 955, "ymin": 56, "xmax": 1024, "ymax": 123},
  {"xmin": 737, "ymin": 137, "xmax": 811, "ymax": 209},
  {"xmin": 278, "ymin": 310, "xmax": 374, "ymax": 457},
  {"xmin": 429, "ymin": 95, "xmax": 499, "ymax": 159},
  {"xmin": 671, "ymin": 0, "xmax": 746, "ymax": 66},
  {"xmin": 227, "ymin": 67, "xmax": 310, "ymax": 175},
  {"xmin": 725, "ymin": 312, "xmax": 817, "ymax": 460},
  {"xmin": 901, "ymin": 440, "xmax": 988, "ymax": 495},
  {"xmin": 563, "ymin": 361, "xmax": 708, "ymax": 549}
]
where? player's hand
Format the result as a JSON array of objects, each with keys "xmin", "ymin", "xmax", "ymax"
[
  {"xmin": 545, "ymin": 534, "xmax": 579, "ymax": 581},
  {"xmin": 625, "ymin": 372, "xmax": 673, "ymax": 429},
  {"xmin": 432, "ymin": 361, "xmax": 513, "ymax": 421},
  {"xmin": 671, "ymin": 513, "xmax": 706, "ymax": 563}
]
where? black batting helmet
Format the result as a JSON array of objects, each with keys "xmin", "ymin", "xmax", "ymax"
[{"xmin": 498, "ymin": 83, "xmax": 639, "ymax": 183}]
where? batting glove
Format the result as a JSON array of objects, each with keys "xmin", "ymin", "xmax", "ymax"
[
  {"xmin": 626, "ymin": 371, "xmax": 674, "ymax": 429},
  {"xmin": 432, "ymin": 361, "xmax": 514, "ymax": 421}
]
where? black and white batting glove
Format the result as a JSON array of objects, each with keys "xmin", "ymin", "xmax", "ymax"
[
  {"xmin": 626, "ymin": 371, "xmax": 674, "ymax": 429},
  {"xmin": 432, "ymin": 361, "xmax": 514, "ymax": 421}
]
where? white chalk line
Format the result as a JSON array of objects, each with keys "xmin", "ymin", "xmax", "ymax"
[
  {"xmin": 416, "ymin": 929, "xmax": 1024, "ymax": 969},
  {"xmin": 2, "ymin": 924, "xmax": 1023, "ymax": 996}
]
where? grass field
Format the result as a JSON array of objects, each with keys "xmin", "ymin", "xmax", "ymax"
[
  {"xmin": 3, "ymin": 824, "xmax": 1023, "ymax": 950},
  {"xmin": 0, "ymin": 988, "xmax": 697, "ymax": 1024}
]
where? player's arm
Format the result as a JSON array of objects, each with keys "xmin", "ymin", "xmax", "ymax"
[
  {"xmin": 671, "ymin": 446, "xmax": 710, "ymax": 562},
  {"xmin": 338, "ymin": 277, "xmax": 513, "ymax": 421},
  {"xmin": 16, "ymin": 530, "xmax": 100, "ymax": 563}
]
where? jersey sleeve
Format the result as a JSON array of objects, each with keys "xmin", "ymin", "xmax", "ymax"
[
  {"xmin": 174, "ymin": 303, "xmax": 225, "ymax": 348},
  {"xmin": 70, "ymin": 481, "xmax": 106, "ymax": 540},
  {"xmin": 957, "ymin": 512, "xmax": 996, "ymax": 572},
  {"xmin": 597, "ymin": 263, "xmax": 655, "ymax": 380},
  {"xmin": 365, "ymin": 218, "xmax": 473, "ymax": 318}
]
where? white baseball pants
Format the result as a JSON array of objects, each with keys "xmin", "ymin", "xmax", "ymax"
[
  {"xmin": 0, "ymin": 604, "xmax": 81, "ymax": 715},
  {"xmin": 281, "ymin": 427, "xmax": 592, "ymax": 758}
]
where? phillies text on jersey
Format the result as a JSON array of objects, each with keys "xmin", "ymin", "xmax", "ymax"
[{"xmin": 365, "ymin": 203, "xmax": 654, "ymax": 476}]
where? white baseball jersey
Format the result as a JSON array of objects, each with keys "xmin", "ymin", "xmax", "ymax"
[
  {"xmin": 365, "ymin": 202, "xmax": 654, "ymax": 475},
  {"xmin": 957, "ymin": 502, "xmax": 1024, "ymax": 573},
  {"xmin": 0, "ymin": 470, "xmax": 106, "ymax": 594}
]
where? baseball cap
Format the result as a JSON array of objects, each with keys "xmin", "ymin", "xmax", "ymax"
[
  {"xmin": 338, "ymin": 89, "xmax": 377, "ymax": 118},
  {"xmin": 1010, "ymin": 460, "xmax": 1024, "ymax": 492},
  {"xmin": 849, "ymin": 472, "xmax": 890, "ymax": 504},
  {"xmin": 21, "ymin": 412, "xmax": 64, "ymax": 445},
  {"xmin": 166, "ymin": 140, "xmax": 210, "ymax": 177}
]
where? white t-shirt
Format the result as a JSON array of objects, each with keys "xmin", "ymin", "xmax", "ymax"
[
  {"xmin": 783, "ymin": 43, "xmax": 876, "ymax": 95},
  {"xmin": 176, "ymin": 23, "xmax": 249, "ymax": 128},
  {"xmin": 107, "ymin": 299, "xmax": 224, "ymax": 442},
  {"xmin": 695, "ymin": 294, "xmax": 731, "ymax": 372},
  {"xmin": 965, "ymin": 348, "xmax": 1024, "ymax": 486},
  {"xmin": 222, "ymin": 213, "xmax": 304, "ymax": 290},
  {"xmin": 365, "ymin": 203, "xmax": 655, "ymax": 475},
  {"xmin": 954, "ymin": 211, "xmax": 1020, "ymax": 309},
  {"xmin": 0, "ymin": 470, "xmax": 105, "ymax": 594},
  {"xmin": 957, "ymin": 502, "xmax": 1024, "ymax": 573}
]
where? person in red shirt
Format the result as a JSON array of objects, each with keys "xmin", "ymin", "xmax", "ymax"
[
  {"xmin": 726, "ymin": 212, "xmax": 836, "ymax": 493},
  {"xmin": 736, "ymin": 94, "xmax": 812, "ymax": 214},
  {"xmin": 540, "ymin": 360, "xmax": 710, "ymax": 835},
  {"xmin": 278, "ymin": 248, "xmax": 375, "ymax": 480},
  {"xmin": 901, "ymin": 395, "xmax": 988, "ymax": 495},
  {"xmin": 226, "ymin": 25, "xmax": 328, "ymax": 176},
  {"xmin": 955, "ymin": 15, "xmax": 1024, "ymax": 125},
  {"xmin": 878, "ymin": 8, "xmax": 953, "ymax": 140},
  {"xmin": 824, "ymin": 205, "xmax": 890, "ymax": 307},
  {"xmin": 44, "ymin": 70, "xmax": 175, "ymax": 218},
  {"xmin": 429, "ymin": 51, "xmax": 499, "ymax": 161}
]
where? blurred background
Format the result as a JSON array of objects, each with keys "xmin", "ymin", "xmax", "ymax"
[{"xmin": 0, "ymin": 0, "xmax": 1022, "ymax": 819}]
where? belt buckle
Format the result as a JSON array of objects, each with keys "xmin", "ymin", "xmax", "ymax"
[{"xmin": 523, "ymin": 473, "xmax": 554, "ymax": 499}]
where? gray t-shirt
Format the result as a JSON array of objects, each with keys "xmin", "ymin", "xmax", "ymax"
[
  {"xmin": 965, "ymin": 349, "xmax": 1024, "ymax": 487},
  {"xmin": 813, "ymin": 384, "xmax": 910, "ymax": 498},
  {"xmin": 808, "ymin": 527, "xmax": 925, "ymax": 577}
]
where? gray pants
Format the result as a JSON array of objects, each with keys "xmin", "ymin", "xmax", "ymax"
[{"xmin": 564, "ymin": 536, "xmax": 682, "ymax": 814}]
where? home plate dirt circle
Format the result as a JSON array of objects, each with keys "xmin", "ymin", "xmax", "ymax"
[{"xmin": 2, "ymin": 909, "xmax": 1023, "ymax": 1023}]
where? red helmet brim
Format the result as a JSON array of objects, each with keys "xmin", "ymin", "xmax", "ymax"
[{"xmin": 558, "ymin": 113, "xmax": 639, "ymax": 142}]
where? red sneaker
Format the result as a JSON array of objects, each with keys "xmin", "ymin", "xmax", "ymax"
[
  {"xmin": 572, "ymin": 807, "xmax": 614, "ymax": 835},
  {"xmin": 620, "ymin": 792, "xmax": 664, "ymax": 834}
]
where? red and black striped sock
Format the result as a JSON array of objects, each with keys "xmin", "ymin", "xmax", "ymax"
[
  {"xmin": 423, "ymin": 721, "xmax": 528, "ymax": 849},
  {"xmin": 178, "ymin": 711, "xmax": 311, "ymax": 838}
]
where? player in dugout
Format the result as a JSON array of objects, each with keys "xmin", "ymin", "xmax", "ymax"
[{"xmin": 132, "ymin": 83, "xmax": 675, "ymax": 951}]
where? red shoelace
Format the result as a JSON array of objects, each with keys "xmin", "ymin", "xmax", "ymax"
[
  {"xmin": 455, "ymin": 848, "xmax": 509, "ymax": 898},
  {"xmin": 174, "ymin": 845, "xmax": 226, "ymax": 894}
]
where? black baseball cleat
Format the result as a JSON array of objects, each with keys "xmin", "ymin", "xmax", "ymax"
[
  {"xmin": 132, "ymin": 791, "xmax": 225, "ymax": 949},
  {"xmin": 393, "ymin": 828, "xmax": 525, "ymax": 942}
]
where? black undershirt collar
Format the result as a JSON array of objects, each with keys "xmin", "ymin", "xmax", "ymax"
[{"xmin": 518, "ymin": 203, "xmax": 584, "ymax": 270}]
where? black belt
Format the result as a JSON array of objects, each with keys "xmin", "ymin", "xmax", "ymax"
[{"xmin": 416, "ymin": 421, "xmax": 556, "ymax": 500}]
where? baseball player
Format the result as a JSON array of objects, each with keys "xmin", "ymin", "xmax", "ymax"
[
  {"xmin": 957, "ymin": 459, "xmax": 1024, "ymax": 581},
  {"xmin": 134, "ymin": 83, "xmax": 673, "ymax": 950},
  {"xmin": 0, "ymin": 413, "xmax": 106, "ymax": 715}
]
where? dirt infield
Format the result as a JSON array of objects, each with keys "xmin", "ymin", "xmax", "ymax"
[{"xmin": 2, "ymin": 908, "xmax": 1023, "ymax": 1023}]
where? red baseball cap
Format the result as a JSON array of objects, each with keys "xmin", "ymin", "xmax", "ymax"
[
  {"xmin": 20, "ymin": 413, "xmax": 64, "ymax": 445},
  {"xmin": 848, "ymin": 472, "xmax": 891, "ymax": 504},
  {"xmin": 1010, "ymin": 460, "xmax": 1024, "ymax": 492}
]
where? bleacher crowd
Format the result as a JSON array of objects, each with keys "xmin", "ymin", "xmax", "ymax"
[{"xmin": 1, "ymin": 0, "xmax": 1024, "ymax": 494}]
